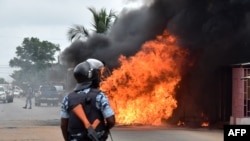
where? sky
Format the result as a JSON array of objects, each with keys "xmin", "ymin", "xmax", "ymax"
[{"xmin": 0, "ymin": 0, "xmax": 142, "ymax": 82}]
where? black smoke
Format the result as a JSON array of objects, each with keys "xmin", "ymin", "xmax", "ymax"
[{"xmin": 61, "ymin": 0, "xmax": 250, "ymax": 126}]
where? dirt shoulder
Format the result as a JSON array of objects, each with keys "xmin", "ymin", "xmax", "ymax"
[{"xmin": 0, "ymin": 126, "xmax": 64, "ymax": 141}]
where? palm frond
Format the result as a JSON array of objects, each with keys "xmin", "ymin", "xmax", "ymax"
[
  {"xmin": 67, "ymin": 7, "xmax": 117, "ymax": 41},
  {"xmin": 67, "ymin": 24, "xmax": 89, "ymax": 42}
]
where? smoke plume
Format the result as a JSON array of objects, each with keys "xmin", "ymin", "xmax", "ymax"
[{"xmin": 61, "ymin": 0, "xmax": 250, "ymax": 125}]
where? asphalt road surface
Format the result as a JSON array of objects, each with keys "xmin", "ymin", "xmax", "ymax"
[{"xmin": 0, "ymin": 97, "xmax": 223, "ymax": 141}]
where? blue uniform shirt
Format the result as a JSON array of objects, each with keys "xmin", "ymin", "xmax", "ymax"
[{"xmin": 60, "ymin": 88, "xmax": 114, "ymax": 119}]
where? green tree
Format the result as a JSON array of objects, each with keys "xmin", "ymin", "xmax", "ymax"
[
  {"xmin": 9, "ymin": 37, "xmax": 61, "ymax": 85},
  {"xmin": 67, "ymin": 7, "xmax": 117, "ymax": 42},
  {"xmin": 0, "ymin": 78, "xmax": 8, "ymax": 84}
]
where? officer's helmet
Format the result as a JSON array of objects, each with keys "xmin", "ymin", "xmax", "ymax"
[{"xmin": 73, "ymin": 58, "xmax": 104, "ymax": 84}]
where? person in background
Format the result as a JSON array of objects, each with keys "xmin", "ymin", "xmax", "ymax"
[
  {"xmin": 60, "ymin": 58, "xmax": 115, "ymax": 141},
  {"xmin": 23, "ymin": 84, "xmax": 33, "ymax": 109}
]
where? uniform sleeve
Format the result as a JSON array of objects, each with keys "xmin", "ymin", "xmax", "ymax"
[
  {"xmin": 60, "ymin": 95, "xmax": 69, "ymax": 118},
  {"xmin": 96, "ymin": 92, "xmax": 115, "ymax": 119}
]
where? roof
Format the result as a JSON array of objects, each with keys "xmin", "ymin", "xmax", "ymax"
[
  {"xmin": 231, "ymin": 62, "xmax": 250, "ymax": 68},
  {"xmin": 241, "ymin": 76, "xmax": 250, "ymax": 79}
]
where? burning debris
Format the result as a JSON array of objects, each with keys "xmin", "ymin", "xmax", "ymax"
[
  {"xmin": 61, "ymin": 0, "xmax": 250, "ymax": 127},
  {"xmin": 100, "ymin": 31, "xmax": 190, "ymax": 125}
]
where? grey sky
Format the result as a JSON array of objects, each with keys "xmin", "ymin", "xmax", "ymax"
[{"xmin": 0, "ymin": 0, "xmax": 142, "ymax": 82}]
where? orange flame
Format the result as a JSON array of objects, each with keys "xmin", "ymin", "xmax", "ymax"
[
  {"xmin": 200, "ymin": 112, "xmax": 209, "ymax": 127},
  {"xmin": 100, "ymin": 31, "xmax": 189, "ymax": 125},
  {"xmin": 201, "ymin": 122, "xmax": 209, "ymax": 127},
  {"xmin": 177, "ymin": 120, "xmax": 185, "ymax": 126}
]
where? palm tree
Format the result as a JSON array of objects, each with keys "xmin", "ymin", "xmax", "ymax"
[
  {"xmin": 67, "ymin": 25, "xmax": 89, "ymax": 42},
  {"xmin": 67, "ymin": 7, "xmax": 117, "ymax": 42}
]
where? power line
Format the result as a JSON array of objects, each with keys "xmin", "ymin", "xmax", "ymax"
[
  {"xmin": 0, "ymin": 72, "xmax": 13, "ymax": 74},
  {"xmin": 0, "ymin": 35, "xmax": 68, "ymax": 41},
  {"xmin": 0, "ymin": 66, "xmax": 18, "ymax": 69}
]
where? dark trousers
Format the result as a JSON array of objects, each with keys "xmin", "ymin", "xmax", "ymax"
[
  {"xmin": 68, "ymin": 137, "xmax": 107, "ymax": 141},
  {"xmin": 68, "ymin": 134, "xmax": 107, "ymax": 141},
  {"xmin": 24, "ymin": 96, "xmax": 32, "ymax": 108}
]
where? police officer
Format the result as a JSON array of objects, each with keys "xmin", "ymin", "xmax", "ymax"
[
  {"xmin": 60, "ymin": 58, "xmax": 115, "ymax": 141},
  {"xmin": 23, "ymin": 84, "xmax": 33, "ymax": 109}
]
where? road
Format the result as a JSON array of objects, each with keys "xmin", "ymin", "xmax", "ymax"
[{"xmin": 0, "ymin": 97, "xmax": 224, "ymax": 141}]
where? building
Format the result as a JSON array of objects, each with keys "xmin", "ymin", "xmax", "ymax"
[{"xmin": 230, "ymin": 62, "xmax": 250, "ymax": 124}]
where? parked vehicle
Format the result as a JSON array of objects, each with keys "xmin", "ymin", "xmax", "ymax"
[
  {"xmin": 34, "ymin": 85, "xmax": 59, "ymax": 106},
  {"xmin": 0, "ymin": 85, "xmax": 14, "ymax": 103},
  {"xmin": 13, "ymin": 86, "xmax": 24, "ymax": 97},
  {"xmin": 54, "ymin": 84, "xmax": 66, "ymax": 102}
]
